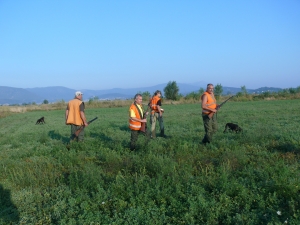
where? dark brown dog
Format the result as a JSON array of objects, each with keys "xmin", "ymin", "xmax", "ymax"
[
  {"xmin": 223, "ymin": 123, "xmax": 242, "ymax": 133},
  {"xmin": 36, "ymin": 117, "xmax": 45, "ymax": 125}
]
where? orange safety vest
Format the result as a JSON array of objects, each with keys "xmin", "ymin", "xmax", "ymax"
[
  {"xmin": 150, "ymin": 95, "xmax": 161, "ymax": 114},
  {"xmin": 66, "ymin": 99, "xmax": 84, "ymax": 125},
  {"xmin": 201, "ymin": 92, "xmax": 217, "ymax": 114},
  {"xmin": 129, "ymin": 103, "xmax": 143, "ymax": 130}
]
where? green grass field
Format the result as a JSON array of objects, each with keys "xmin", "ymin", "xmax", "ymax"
[{"xmin": 0, "ymin": 99, "xmax": 299, "ymax": 224}]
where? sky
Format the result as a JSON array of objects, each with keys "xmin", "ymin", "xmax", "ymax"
[{"xmin": 0, "ymin": 0, "xmax": 299, "ymax": 90}]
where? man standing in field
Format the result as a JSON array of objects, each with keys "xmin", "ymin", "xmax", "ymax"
[
  {"xmin": 149, "ymin": 90, "xmax": 166, "ymax": 138},
  {"xmin": 129, "ymin": 94, "xmax": 148, "ymax": 150},
  {"xmin": 65, "ymin": 91, "xmax": 88, "ymax": 142},
  {"xmin": 201, "ymin": 84, "xmax": 219, "ymax": 144}
]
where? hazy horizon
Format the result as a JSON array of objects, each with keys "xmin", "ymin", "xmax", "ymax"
[{"xmin": 1, "ymin": 81, "xmax": 297, "ymax": 91}]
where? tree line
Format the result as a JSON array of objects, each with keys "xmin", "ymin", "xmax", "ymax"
[
  {"xmin": 139, "ymin": 81, "xmax": 224, "ymax": 101},
  {"xmin": 137, "ymin": 81, "xmax": 300, "ymax": 101}
]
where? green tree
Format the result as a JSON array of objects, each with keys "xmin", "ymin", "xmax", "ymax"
[
  {"xmin": 142, "ymin": 91, "xmax": 151, "ymax": 101},
  {"xmin": 199, "ymin": 87, "xmax": 205, "ymax": 96},
  {"xmin": 236, "ymin": 92, "xmax": 243, "ymax": 97},
  {"xmin": 214, "ymin": 83, "xmax": 223, "ymax": 100},
  {"xmin": 88, "ymin": 96, "xmax": 99, "ymax": 104},
  {"xmin": 185, "ymin": 91, "xmax": 198, "ymax": 100},
  {"xmin": 289, "ymin": 88, "xmax": 296, "ymax": 94},
  {"xmin": 241, "ymin": 85, "xmax": 247, "ymax": 95},
  {"xmin": 43, "ymin": 99, "xmax": 49, "ymax": 104},
  {"xmin": 164, "ymin": 81, "xmax": 180, "ymax": 100},
  {"xmin": 185, "ymin": 88, "xmax": 205, "ymax": 100},
  {"xmin": 88, "ymin": 98, "xmax": 93, "ymax": 104}
]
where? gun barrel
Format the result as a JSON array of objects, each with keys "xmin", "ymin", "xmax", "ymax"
[
  {"xmin": 88, "ymin": 117, "xmax": 98, "ymax": 124},
  {"xmin": 219, "ymin": 95, "xmax": 234, "ymax": 107}
]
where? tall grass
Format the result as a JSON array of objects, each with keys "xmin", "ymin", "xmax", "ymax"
[{"xmin": 0, "ymin": 99, "xmax": 299, "ymax": 224}]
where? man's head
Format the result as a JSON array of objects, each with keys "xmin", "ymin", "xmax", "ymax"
[
  {"xmin": 206, "ymin": 84, "xmax": 214, "ymax": 94},
  {"xmin": 134, "ymin": 93, "xmax": 143, "ymax": 105},
  {"xmin": 75, "ymin": 91, "xmax": 83, "ymax": 100},
  {"xmin": 154, "ymin": 90, "xmax": 161, "ymax": 97}
]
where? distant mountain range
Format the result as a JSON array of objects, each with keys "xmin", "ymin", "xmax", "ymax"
[{"xmin": 0, "ymin": 83, "xmax": 284, "ymax": 105}]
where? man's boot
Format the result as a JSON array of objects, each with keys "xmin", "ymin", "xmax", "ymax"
[{"xmin": 160, "ymin": 129, "xmax": 167, "ymax": 138}]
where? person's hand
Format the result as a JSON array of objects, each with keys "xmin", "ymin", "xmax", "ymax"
[
  {"xmin": 84, "ymin": 122, "xmax": 89, "ymax": 126},
  {"xmin": 141, "ymin": 119, "xmax": 147, "ymax": 123}
]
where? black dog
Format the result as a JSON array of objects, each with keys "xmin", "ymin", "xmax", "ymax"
[
  {"xmin": 36, "ymin": 117, "xmax": 45, "ymax": 125},
  {"xmin": 223, "ymin": 123, "xmax": 242, "ymax": 133}
]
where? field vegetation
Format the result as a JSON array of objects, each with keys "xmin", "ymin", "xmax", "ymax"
[{"xmin": 0, "ymin": 96, "xmax": 300, "ymax": 224}]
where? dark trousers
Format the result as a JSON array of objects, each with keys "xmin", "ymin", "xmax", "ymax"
[
  {"xmin": 130, "ymin": 130, "xmax": 140, "ymax": 150},
  {"xmin": 70, "ymin": 124, "xmax": 85, "ymax": 142},
  {"xmin": 202, "ymin": 113, "xmax": 217, "ymax": 144}
]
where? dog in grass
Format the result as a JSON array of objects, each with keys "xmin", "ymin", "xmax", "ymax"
[
  {"xmin": 223, "ymin": 123, "xmax": 242, "ymax": 133},
  {"xmin": 35, "ymin": 117, "xmax": 45, "ymax": 125}
]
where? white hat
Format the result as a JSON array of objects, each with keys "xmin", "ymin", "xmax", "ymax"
[{"xmin": 75, "ymin": 91, "xmax": 83, "ymax": 96}]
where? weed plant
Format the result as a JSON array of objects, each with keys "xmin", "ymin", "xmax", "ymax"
[{"xmin": 0, "ymin": 99, "xmax": 299, "ymax": 224}]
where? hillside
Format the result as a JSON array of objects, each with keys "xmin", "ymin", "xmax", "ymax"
[
  {"xmin": 0, "ymin": 84, "xmax": 285, "ymax": 105},
  {"xmin": 0, "ymin": 86, "xmax": 43, "ymax": 105}
]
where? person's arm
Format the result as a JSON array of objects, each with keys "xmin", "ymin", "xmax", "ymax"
[
  {"xmin": 65, "ymin": 105, "xmax": 69, "ymax": 124},
  {"xmin": 80, "ymin": 111, "xmax": 89, "ymax": 126},
  {"xmin": 130, "ymin": 116, "xmax": 147, "ymax": 123},
  {"xmin": 80, "ymin": 103, "xmax": 89, "ymax": 126}
]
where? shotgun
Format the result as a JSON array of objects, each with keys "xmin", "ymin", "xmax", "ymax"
[
  {"xmin": 140, "ymin": 112, "xmax": 148, "ymax": 133},
  {"xmin": 74, "ymin": 117, "xmax": 98, "ymax": 137},
  {"xmin": 208, "ymin": 95, "xmax": 234, "ymax": 119}
]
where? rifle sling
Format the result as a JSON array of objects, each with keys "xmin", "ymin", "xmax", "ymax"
[{"xmin": 134, "ymin": 102, "xmax": 144, "ymax": 119}]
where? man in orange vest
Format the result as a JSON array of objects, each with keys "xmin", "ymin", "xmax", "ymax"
[
  {"xmin": 201, "ymin": 84, "xmax": 219, "ymax": 144},
  {"xmin": 150, "ymin": 90, "xmax": 165, "ymax": 138},
  {"xmin": 129, "ymin": 94, "xmax": 148, "ymax": 150},
  {"xmin": 65, "ymin": 91, "xmax": 89, "ymax": 142}
]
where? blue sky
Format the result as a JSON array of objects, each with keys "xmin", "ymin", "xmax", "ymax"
[{"xmin": 1, "ymin": 0, "xmax": 299, "ymax": 90}]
